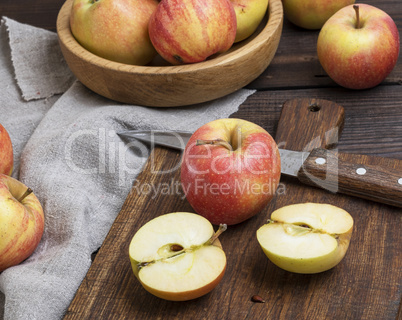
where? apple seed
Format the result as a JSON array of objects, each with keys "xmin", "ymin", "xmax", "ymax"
[{"xmin": 170, "ymin": 244, "xmax": 184, "ymax": 252}]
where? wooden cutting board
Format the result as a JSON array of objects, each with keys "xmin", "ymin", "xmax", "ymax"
[{"xmin": 64, "ymin": 98, "xmax": 401, "ymax": 319}]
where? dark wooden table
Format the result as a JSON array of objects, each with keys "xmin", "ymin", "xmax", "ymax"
[{"xmin": 1, "ymin": 0, "xmax": 401, "ymax": 319}]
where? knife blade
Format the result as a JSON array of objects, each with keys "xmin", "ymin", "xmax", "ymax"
[
  {"xmin": 118, "ymin": 130, "xmax": 192, "ymax": 150},
  {"xmin": 117, "ymin": 129, "xmax": 402, "ymax": 208}
]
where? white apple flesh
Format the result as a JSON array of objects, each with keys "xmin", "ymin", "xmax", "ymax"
[
  {"xmin": 257, "ymin": 203, "xmax": 353, "ymax": 274},
  {"xmin": 129, "ymin": 212, "xmax": 227, "ymax": 301}
]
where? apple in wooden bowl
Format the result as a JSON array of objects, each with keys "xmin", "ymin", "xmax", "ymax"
[{"xmin": 56, "ymin": 0, "xmax": 283, "ymax": 107}]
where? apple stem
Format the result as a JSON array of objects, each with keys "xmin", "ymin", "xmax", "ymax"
[
  {"xmin": 18, "ymin": 188, "xmax": 33, "ymax": 202},
  {"xmin": 196, "ymin": 139, "xmax": 233, "ymax": 151},
  {"xmin": 353, "ymin": 5, "xmax": 361, "ymax": 29},
  {"xmin": 207, "ymin": 224, "xmax": 227, "ymax": 245}
]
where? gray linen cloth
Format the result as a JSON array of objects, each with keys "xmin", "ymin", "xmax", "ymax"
[{"xmin": 0, "ymin": 17, "xmax": 255, "ymax": 320}]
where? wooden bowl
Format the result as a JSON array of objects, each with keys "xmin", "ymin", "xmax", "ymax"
[{"xmin": 57, "ymin": 0, "xmax": 283, "ymax": 107}]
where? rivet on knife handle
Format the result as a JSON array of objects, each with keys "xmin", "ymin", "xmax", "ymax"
[{"xmin": 297, "ymin": 148, "xmax": 402, "ymax": 208}]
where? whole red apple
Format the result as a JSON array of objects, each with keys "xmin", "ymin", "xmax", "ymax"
[
  {"xmin": 0, "ymin": 174, "xmax": 44, "ymax": 272},
  {"xmin": 282, "ymin": 0, "xmax": 355, "ymax": 30},
  {"xmin": 70, "ymin": 0, "xmax": 159, "ymax": 65},
  {"xmin": 317, "ymin": 4, "xmax": 400, "ymax": 89},
  {"xmin": 180, "ymin": 118, "xmax": 281, "ymax": 225},
  {"xmin": 0, "ymin": 123, "xmax": 13, "ymax": 176},
  {"xmin": 148, "ymin": 0, "xmax": 237, "ymax": 65}
]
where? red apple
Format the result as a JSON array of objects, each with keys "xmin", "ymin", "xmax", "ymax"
[
  {"xmin": 70, "ymin": 0, "xmax": 159, "ymax": 65},
  {"xmin": 148, "ymin": 0, "xmax": 237, "ymax": 65},
  {"xmin": 0, "ymin": 174, "xmax": 44, "ymax": 272},
  {"xmin": 317, "ymin": 4, "xmax": 400, "ymax": 89},
  {"xmin": 282, "ymin": 0, "xmax": 355, "ymax": 30},
  {"xmin": 0, "ymin": 123, "xmax": 13, "ymax": 176},
  {"xmin": 180, "ymin": 118, "xmax": 281, "ymax": 225}
]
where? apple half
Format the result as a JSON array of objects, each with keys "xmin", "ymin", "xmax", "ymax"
[
  {"xmin": 257, "ymin": 203, "xmax": 353, "ymax": 274},
  {"xmin": 129, "ymin": 212, "xmax": 227, "ymax": 301}
]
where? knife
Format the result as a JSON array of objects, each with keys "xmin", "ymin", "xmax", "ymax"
[{"xmin": 117, "ymin": 129, "xmax": 402, "ymax": 208}]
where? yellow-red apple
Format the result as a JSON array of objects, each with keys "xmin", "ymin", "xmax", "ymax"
[
  {"xmin": 282, "ymin": 0, "xmax": 355, "ymax": 30},
  {"xmin": 0, "ymin": 174, "xmax": 44, "ymax": 272},
  {"xmin": 180, "ymin": 118, "xmax": 281, "ymax": 225},
  {"xmin": 230, "ymin": 0, "xmax": 269, "ymax": 42},
  {"xmin": 257, "ymin": 203, "xmax": 354, "ymax": 274},
  {"xmin": 317, "ymin": 4, "xmax": 400, "ymax": 89},
  {"xmin": 70, "ymin": 0, "xmax": 159, "ymax": 65},
  {"xmin": 148, "ymin": 0, "xmax": 237, "ymax": 65},
  {"xmin": 129, "ymin": 212, "xmax": 227, "ymax": 301},
  {"xmin": 0, "ymin": 123, "xmax": 13, "ymax": 176}
]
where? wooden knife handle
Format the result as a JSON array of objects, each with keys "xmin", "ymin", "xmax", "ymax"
[{"xmin": 298, "ymin": 148, "xmax": 402, "ymax": 208}]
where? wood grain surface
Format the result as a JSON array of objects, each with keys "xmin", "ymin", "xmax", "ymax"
[
  {"xmin": 275, "ymin": 98, "xmax": 345, "ymax": 152},
  {"xmin": 63, "ymin": 96, "xmax": 401, "ymax": 319},
  {"xmin": 0, "ymin": 0, "xmax": 401, "ymax": 319}
]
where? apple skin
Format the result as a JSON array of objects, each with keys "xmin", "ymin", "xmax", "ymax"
[
  {"xmin": 317, "ymin": 4, "xmax": 400, "ymax": 90},
  {"xmin": 70, "ymin": 0, "xmax": 159, "ymax": 65},
  {"xmin": 0, "ymin": 123, "xmax": 13, "ymax": 176},
  {"xmin": 230, "ymin": 0, "xmax": 269, "ymax": 42},
  {"xmin": 282, "ymin": 0, "xmax": 355, "ymax": 30},
  {"xmin": 148, "ymin": 0, "xmax": 237, "ymax": 65},
  {"xmin": 180, "ymin": 118, "xmax": 281, "ymax": 226},
  {"xmin": 0, "ymin": 174, "xmax": 44, "ymax": 272}
]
